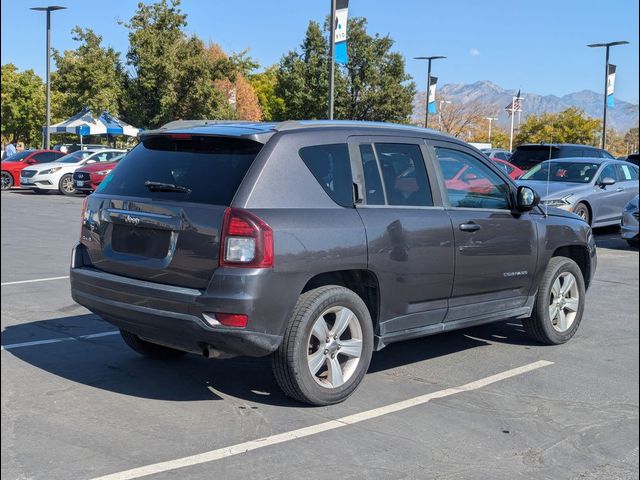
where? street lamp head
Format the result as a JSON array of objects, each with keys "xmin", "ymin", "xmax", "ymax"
[
  {"xmin": 30, "ymin": 5, "xmax": 66, "ymax": 11},
  {"xmin": 587, "ymin": 41, "xmax": 629, "ymax": 48},
  {"xmin": 414, "ymin": 56, "xmax": 447, "ymax": 61}
]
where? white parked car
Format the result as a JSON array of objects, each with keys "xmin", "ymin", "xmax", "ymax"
[{"xmin": 20, "ymin": 149, "xmax": 125, "ymax": 195}]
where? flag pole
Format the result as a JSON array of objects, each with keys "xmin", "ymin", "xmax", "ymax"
[{"xmin": 509, "ymin": 96, "xmax": 516, "ymax": 152}]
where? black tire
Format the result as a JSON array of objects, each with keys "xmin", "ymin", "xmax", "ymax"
[
  {"xmin": 1, "ymin": 171, "xmax": 13, "ymax": 190},
  {"xmin": 58, "ymin": 173, "xmax": 76, "ymax": 195},
  {"xmin": 272, "ymin": 285, "xmax": 374, "ymax": 406},
  {"xmin": 627, "ymin": 239, "xmax": 639, "ymax": 249},
  {"xmin": 522, "ymin": 257, "xmax": 586, "ymax": 345},
  {"xmin": 120, "ymin": 329, "xmax": 188, "ymax": 359},
  {"xmin": 573, "ymin": 202, "xmax": 590, "ymax": 225}
]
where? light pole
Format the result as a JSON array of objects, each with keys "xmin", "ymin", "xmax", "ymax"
[
  {"xmin": 485, "ymin": 117, "xmax": 497, "ymax": 143},
  {"xmin": 31, "ymin": 5, "xmax": 66, "ymax": 149},
  {"xmin": 414, "ymin": 56, "xmax": 446, "ymax": 129},
  {"xmin": 587, "ymin": 41, "xmax": 628, "ymax": 149},
  {"xmin": 439, "ymin": 100, "xmax": 451, "ymax": 130}
]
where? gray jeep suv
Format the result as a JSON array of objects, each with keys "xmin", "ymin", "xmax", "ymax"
[{"xmin": 70, "ymin": 120, "xmax": 597, "ymax": 405}]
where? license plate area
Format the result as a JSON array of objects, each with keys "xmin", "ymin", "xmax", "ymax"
[{"xmin": 111, "ymin": 224, "xmax": 171, "ymax": 259}]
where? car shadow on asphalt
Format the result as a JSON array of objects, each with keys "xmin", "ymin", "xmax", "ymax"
[{"xmin": 2, "ymin": 313, "xmax": 538, "ymax": 407}]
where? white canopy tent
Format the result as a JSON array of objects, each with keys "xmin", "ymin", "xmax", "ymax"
[{"xmin": 46, "ymin": 108, "xmax": 140, "ymax": 147}]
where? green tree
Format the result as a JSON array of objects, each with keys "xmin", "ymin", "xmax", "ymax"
[
  {"xmin": 514, "ymin": 107, "xmax": 601, "ymax": 146},
  {"xmin": 336, "ymin": 18, "xmax": 415, "ymax": 122},
  {"xmin": 1, "ymin": 64, "xmax": 45, "ymax": 146},
  {"xmin": 121, "ymin": 0, "xmax": 228, "ymax": 128},
  {"xmin": 275, "ymin": 18, "xmax": 415, "ymax": 122},
  {"xmin": 52, "ymin": 27, "xmax": 125, "ymax": 117},
  {"xmin": 250, "ymin": 66, "xmax": 286, "ymax": 121},
  {"xmin": 276, "ymin": 21, "xmax": 329, "ymax": 119}
]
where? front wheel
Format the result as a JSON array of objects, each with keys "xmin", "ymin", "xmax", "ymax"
[
  {"xmin": 1, "ymin": 171, "xmax": 13, "ymax": 190},
  {"xmin": 272, "ymin": 285, "xmax": 374, "ymax": 406},
  {"xmin": 58, "ymin": 173, "xmax": 76, "ymax": 195},
  {"xmin": 573, "ymin": 202, "xmax": 590, "ymax": 225},
  {"xmin": 522, "ymin": 257, "xmax": 586, "ymax": 345}
]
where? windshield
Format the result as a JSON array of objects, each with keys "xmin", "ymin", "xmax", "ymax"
[
  {"xmin": 3, "ymin": 151, "xmax": 32, "ymax": 162},
  {"xmin": 521, "ymin": 161, "xmax": 600, "ymax": 183},
  {"xmin": 56, "ymin": 151, "xmax": 92, "ymax": 163}
]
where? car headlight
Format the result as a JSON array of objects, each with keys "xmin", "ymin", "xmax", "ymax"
[
  {"xmin": 39, "ymin": 166, "xmax": 63, "ymax": 175},
  {"xmin": 541, "ymin": 194, "xmax": 573, "ymax": 207},
  {"xmin": 625, "ymin": 201, "xmax": 638, "ymax": 212},
  {"xmin": 95, "ymin": 170, "xmax": 111, "ymax": 176}
]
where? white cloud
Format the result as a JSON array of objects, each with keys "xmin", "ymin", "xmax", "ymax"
[{"xmin": 469, "ymin": 48, "xmax": 481, "ymax": 56}]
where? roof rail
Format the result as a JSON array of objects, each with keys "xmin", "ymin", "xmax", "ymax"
[{"xmin": 159, "ymin": 119, "xmax": 258, "ymax": 130}]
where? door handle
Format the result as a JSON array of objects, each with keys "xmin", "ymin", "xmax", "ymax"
[
  {"xmin": 617, "ymin": 187, "xmax": 625, "ymax": 192},
  {"xmin": 459, "ymin": 222, "xmax": 481, "ymax": 232}
]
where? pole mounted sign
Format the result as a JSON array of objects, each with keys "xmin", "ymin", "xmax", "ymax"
[
  {"xmin": 427, "ymin": 76, "xmax": 438, "ymax": 114},
  {"xmin": 606, "ymin": 64, "xmax": 616, "ymax": 108},
  {"xmin": 334, "ymin": 0, "xmax": 349, "ymax": 64}
]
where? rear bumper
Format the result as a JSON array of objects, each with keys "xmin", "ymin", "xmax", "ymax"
[{"xmin": 69, "ymin": 244, "xmax": 295, "ymax": 357}]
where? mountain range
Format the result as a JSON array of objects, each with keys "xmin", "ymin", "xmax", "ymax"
[{"xmin": 413, "ymin": 80, "xmax": 639, "ymax": 132}]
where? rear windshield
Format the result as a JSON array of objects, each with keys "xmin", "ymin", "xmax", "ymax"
[
  {"xmin": 510, "ymin": 147, "xmax": 559, "ymax": 168},
  {"xmin": 97, "ymin": 135, "xmax": 263, "ymax": 205}
]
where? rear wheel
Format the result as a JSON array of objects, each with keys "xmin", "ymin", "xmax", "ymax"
[
  {"xmin": 120, "ymin": 329, "xmax": 188, "ymax": 359},
  {"xmin": 59, "ymin": 173, "xmax": 76, "ymax": 195},
  {"xmin": 272, "ymin": 285, "xmax": 374, "ymax": 406},
  {"xmin": 573, "ymin": 202, "xmax": 590, "ymax": 225},
  {"xmin": 523, "ymin": 257, "xmax": 585, "ymax": 345},
  {"xmin": 1, "ymin": 171, "xmax": 13, "ymax": 190}
]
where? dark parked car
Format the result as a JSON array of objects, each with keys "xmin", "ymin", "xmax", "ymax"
[
  {"xmin": 510, "ymin": 143, "xmax": 614, "ymax": 171},
  {"xmin": 70, "ymin": 121, "xmax": 597, "ymax": 405},
  {"xmin": 624, "ymin": 153, "xmax": 639, "ymax": 167}
]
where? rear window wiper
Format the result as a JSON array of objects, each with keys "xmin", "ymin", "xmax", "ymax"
[{"xmin": 144, "ymin": 181, "xmax": 191, "ymax": 194}]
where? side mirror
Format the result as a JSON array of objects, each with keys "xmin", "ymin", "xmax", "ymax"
[
  {"xmin": 516, "ymin": 186, "xmax": 539, "ymax": 212},
  {"xmin": 26, "ymin": 158, "xmax": 37, "ymax": 165},
  {"xmin": 599, "ymin": 177, "xmax": 616, "ymax": 187}
]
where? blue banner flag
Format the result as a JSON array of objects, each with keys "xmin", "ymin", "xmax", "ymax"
[{"xmin": 334, "ymin": 0, "xmax": 349, "ymax": 64}]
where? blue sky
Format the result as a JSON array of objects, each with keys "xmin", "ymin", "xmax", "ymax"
[{"xmin": 2, "ymin": 0, "xmax": 638, "ymax": 103}]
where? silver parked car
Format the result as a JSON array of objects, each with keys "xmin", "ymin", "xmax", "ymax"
[
  {"xmin": 519, "ymin": 158, "xmax": 639, "ymax": 227},
  {"xmin": 621, "ymin": 195, "xmax": 639, "ymax": 247}
]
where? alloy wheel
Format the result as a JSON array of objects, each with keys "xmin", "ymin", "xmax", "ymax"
[
  {"xmin": 549, "ymin": 272, "xmax": 580, "ymax": 332},
  {"xmin": 307, "ymin": 306, "xmax": 363, "ymax": 388}
]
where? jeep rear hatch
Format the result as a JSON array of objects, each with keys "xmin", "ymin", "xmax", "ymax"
[{"xmin": 81, "ymin": 134, "xmax": 264, "ymax": 289}]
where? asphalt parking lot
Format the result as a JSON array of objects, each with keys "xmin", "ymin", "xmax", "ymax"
[{"xmin": 1, "ymin": 190, "xmax": 638, "ymax": 480}]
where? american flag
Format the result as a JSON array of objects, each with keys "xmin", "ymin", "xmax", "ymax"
[{"xmin": 505, "ymin": 89, "xmax": 522, "ymax": 116}]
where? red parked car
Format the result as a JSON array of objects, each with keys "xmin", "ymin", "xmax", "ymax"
[
  {"xmin": 72, "ymin": 152, "xmax": 126, "ymax": 194},
  {"xmin": 489, "ymin": 157, "xmax": 525, "ymax": 180},
  {"xmin": 1, "ymin": 150, "xmax": 65, "ymax": 190}
]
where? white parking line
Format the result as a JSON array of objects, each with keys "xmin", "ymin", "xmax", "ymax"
[
  {"xmin": 1, "ymin": 275, "xmax": 70, "ymax": 286},
  {"xmin": 1, "ymin": 331, "xmax": 119, "ymax": 350},
  {"xmin": 90, "ymin": 360, "xmax": 553, "ymax": 480}
]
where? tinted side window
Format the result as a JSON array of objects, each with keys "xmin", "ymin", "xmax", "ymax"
[
  {"xmin": 374, "ymin": 143, "xmax": 433, "ymax": 207},
  {"xmin": 598, "ymin": 164, "xmax": 618, "ymax": 182},
  {"xmin": 299, "ymin": 143, "xmax": 353, "ymax": 207},
  {"xmin": 616, "ymin": 163, "xmax": 638, "ymax": 181},
  {"xmin": 358, "ymin": 144, "xmax": 385, "ymax": 205},
  {"xmin": 563, "ymin": 147, "xmax": 585, "ymax": 157},
  {"xmin": 435, "ymin": 148, "xmax": 511, "ymax": 210}
]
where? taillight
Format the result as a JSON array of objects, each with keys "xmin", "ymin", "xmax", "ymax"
[
  {"xmin": 80, "ymin": 196, "xmax": 89, "ymax": 237},
  {"xmin": 220, "ymin": 208, "xmax": 274, "ymax": 268}
]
